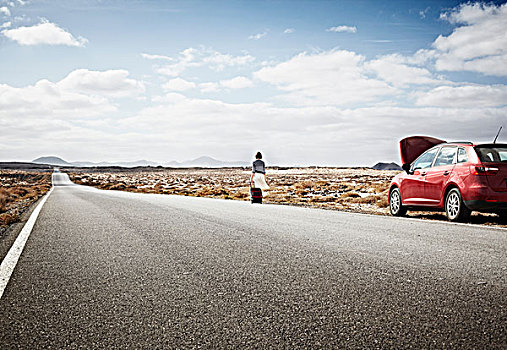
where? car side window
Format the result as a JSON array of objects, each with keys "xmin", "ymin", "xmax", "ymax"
[
  {"xmin": 434, "ymin": 146, "xmax": 457, "ymax": 167},
  {"xmin": 412, "ymin": 147, "xmax": 439, "ymax": 171},
  {"xmin": 457, "ymin": 147, "xmax": 468, "ymax": 163}
]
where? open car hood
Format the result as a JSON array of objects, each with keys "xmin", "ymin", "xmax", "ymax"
[{"xmin": 400, "ymin": 136, "xmax": 446, "ymax": 168}]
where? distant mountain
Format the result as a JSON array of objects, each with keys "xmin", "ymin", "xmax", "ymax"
[
  {"xmin": 32, "ymin": 156, "xmax": 159, "ymax": 168},
  {"xmin": 32, "ymin": 156, "xmax": 72, "ymax": 166},
  {"xmin": 372, "ymin": 162, "xmax": 402, "ymax": 171},
  {"xmin": 73, "ymin": 160, "xmax": 159, "ymax": 167},
  {"xmin": 166, "ymin": 156, "xmax": 249, "ymax": 168},
  {"xmin": 31, "ymin": 155, "xmax": 248, "ymax": 168}
]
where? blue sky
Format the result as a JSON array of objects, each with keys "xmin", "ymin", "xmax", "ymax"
[{"xmin": 1, "ymin": 0, "xmax": 506, "ymax": 165}]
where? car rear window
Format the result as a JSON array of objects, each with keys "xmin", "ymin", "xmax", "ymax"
[{"xmin": 475, "ymin": 146, "xmax": 507, "ymax": 163}]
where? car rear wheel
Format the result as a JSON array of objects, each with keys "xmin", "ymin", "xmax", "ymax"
[
  {"xmin": 389, "ymin": 188, "xmax": 406, "ymax": 216},
  {"xmin": 445, "ymin": 188, "xmax": 471, "ymax": 222}
]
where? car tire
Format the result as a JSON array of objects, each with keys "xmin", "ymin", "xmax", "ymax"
[
  {"xmin": 445, "ymin": 188, "xmax": 471, "ymax": 222},
  {"xmin": 389, "ymin": 188, "xmax": 406, "ymax": 216}
]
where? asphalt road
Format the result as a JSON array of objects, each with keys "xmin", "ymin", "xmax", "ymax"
[{"xmin": 1, "ymin": 173, "xmax": 506, "ymax": 348}]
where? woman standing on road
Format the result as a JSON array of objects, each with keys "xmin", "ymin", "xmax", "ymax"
[{"xmin": 250, "ymin": 152, "xmax": 269, "ymax": 193}]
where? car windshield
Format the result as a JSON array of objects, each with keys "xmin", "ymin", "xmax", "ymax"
[{"xmin": 475, "ymin": 146, "xmax": 507, "ymax": 163}]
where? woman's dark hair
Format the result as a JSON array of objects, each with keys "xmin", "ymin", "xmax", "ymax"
[{"xmin": 255, "ymin": 152, "xmax": 262, "ymax": 159}]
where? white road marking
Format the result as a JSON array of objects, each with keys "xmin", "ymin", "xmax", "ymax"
[{"xmin": 0, "ymin": 187, "xmax": 53, "ymax": 299}]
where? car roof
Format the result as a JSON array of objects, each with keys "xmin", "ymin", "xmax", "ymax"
[
  {"xmin": 447, "ymin": 141, "xmax": 473, "ymax": 145},
  {"xmin": 474, "ymin": 143, "xmax": 507, "ymax": 147},
  {"xmin": 443, "ymin": 142, "xmax": 507, "ymax": 147}
]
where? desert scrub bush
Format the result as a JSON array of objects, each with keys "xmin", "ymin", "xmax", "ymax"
[
  {"xmin": 341, "ymin": 192, "xmax": 360, "ymax": 198},
  {"xmin": 230, "ymin": 190, "xmax": 248, "ymax": 200},
  {"xmin": 293, "ymin": 181, "xmax": 314, "ymax": 190},
  {"xmin": 314, "ymin": 180, "xmax": 329, "ymax": 186},
  {"xmin": 109, "ymin": 183, "xmax": 126, "ymax": 191},
  {"xmin": 309, "ymin": 196, "xmax": 335, "ymax": 203},
  {"xmin": 377, "ymin": 196, "xmax": 389, "ymax": 208},
  {"xmin": 371, "ymin": 182, "xmax": 390, "ymax": 193},
  {"xmin": 0, "ymin": 212, "xmax": 19, "ymax": 226},
  {"xmin": 351, "ymin": 194, "xmax": 380, "ymax": 204},
  {"xmin": 9, "ymin": 187, "xmax": 29, "ymax": 198},
  {"xmin": 0, "ymin": 188, "xmax": 8, "ymax": 212}
]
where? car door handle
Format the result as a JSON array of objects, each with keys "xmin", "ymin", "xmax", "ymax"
[
  {"xmin": 421, "ymin": 172, "xmax": 427, "ymax": 176},
  {"xmin": 443, "ymin": 171, "xmax": 450, "ymax": 176}
]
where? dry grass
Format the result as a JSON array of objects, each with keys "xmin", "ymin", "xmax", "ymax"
[
  {"xmin": 0, "ymin": 188, "xmax": 8, "ymax": 213},
  {"xmin": 0, "ymin": 213, "xmax": 19, "ymax": 226},
  {"xmin": 0, "ymin": 171, "xmax": 52, "ymax": 228}
]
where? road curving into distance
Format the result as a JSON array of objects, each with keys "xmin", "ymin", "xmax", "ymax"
[{"xmin": 1, "ymin": 172, "xmax": 506, "ymax": 348}]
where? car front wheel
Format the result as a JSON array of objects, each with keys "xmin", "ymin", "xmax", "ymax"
[
  {"xmin": 445, "ymin": 188, "xmax": 471, "ymax": 222},
  {"xmin": 389, "ymin": 188, "xmax": 406, "ymax": 216}
]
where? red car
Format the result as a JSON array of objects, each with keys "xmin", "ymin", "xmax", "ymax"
[{"xmin": 389, "ymin": 136, "xmax": 507, "ymax": 222}]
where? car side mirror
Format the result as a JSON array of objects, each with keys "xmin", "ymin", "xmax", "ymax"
[{"xmin": 402, "ymin": 163, "xmax": 412, "ymax": 174}]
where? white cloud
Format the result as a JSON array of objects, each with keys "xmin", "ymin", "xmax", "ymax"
[
  {"xmin": 202, "ymin": 51, "xmax": 255, "ymax": 71},
  {"xmin": 0, "ymin": 68, "xmax": 144, "ymax": 121},
  {"xmin": 0, "ymin": 6, "xmax": 10, "ymax": 16},
  {"xmin": 248, "ymin": 32, "xmax": 267, "ymax": 40},
  {"xmin": 149, "ymin": 47, "xmax": 255, "ymax": 77},
  {"xmin": 415, "ymin": 85, "xmax": 507, "ymax": 108},
  {"xmin": 440, "ymin": 2, "xmax": 499, "ymax": 24},
  {"xmin": 152, "ymin": 92, "xmax": 187, "ymax": 104},
  {"xmin": 162, "ymin": 78, "xmax": 196, "ymax": 91},
  {"xmin": 198, "ymin": 82, "xmax": 220, "ymax": 93},
  {"xmin": 431, "ymin": 2, "xmax": 507, "ymax": 76},
  {"xmin": 0, "ymin": 79, "xmax": 115, "ymax": 119},
  {"xmin": 326, "ymin": 25, "xmax": 357, "ymax": 33},
  {"xmin": 365, "ymin": 54, "xmax": 444, "ymax": 88},
  {"xmin": 13, "ymin": 15, "xmax": 26, "ymax": 22},
  {"xmin": 0, "ymin": 68, "xmax": 150, "ymax": 161},
  {"xmin": 117, "ymin": 93, "xmax": 506, "ymax": 165},
  {"xmin": 254, "ymin": 50, "xmax": 396, "ymax": 106},
  {"xmin": 419, "ymin": 7, "xmax": 430, "ymax": 19},
  {"xmin": 218, "ymin": 76, "xmax": 253, "ymax": 89},
  {"xmin": 155, "ymin": 48, "xmax": 199, "ymax": 76},
  {"xmin": 2, "ymin": 19, "xmax": 88, "ymax": 46},
  {"xmin": 198, "ymin": 76, "xmax": 253, "ymax": 92},
  {"xmin": 1, "ymin": 21, "xmax": 10, "ymax": 28},
  {"xmin": 283, "ymin": 28, "xmax": 295, "ymax": 34},
  {"xmin": 58, "ymin": 69, "xmax": 145, "ymax": 97},
  {"xmin": 141, "ymin": 53, "xmax": 173, "ymax": 61},
  {"xmin": 408, "ymin": 49, "xmax": 439, "ymax": 65},
  {"xmin": 2, "ymin": 2, "xmax": 506, "ymax": 165}
]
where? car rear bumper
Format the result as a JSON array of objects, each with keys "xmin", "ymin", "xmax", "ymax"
[
  {"xmin": 463, "ymin": 185, "xmax": 507, "ymax": 210},
  {"xmin": 465, "ymin": 200, "xmax": 507, "ymax": 211}
]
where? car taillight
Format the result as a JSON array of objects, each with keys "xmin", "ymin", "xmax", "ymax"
[{"xmin": 471, "ymin": 166, "xmax": 499, "ymax": 175}]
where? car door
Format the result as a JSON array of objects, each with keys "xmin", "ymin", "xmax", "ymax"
[
  {"xmin": 400, "ymin": 147, "xmax": 439, "ymax": 205},
  {"xmin": 425, "ymin": 146, "xmax": 457, "ymax": 205}
]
